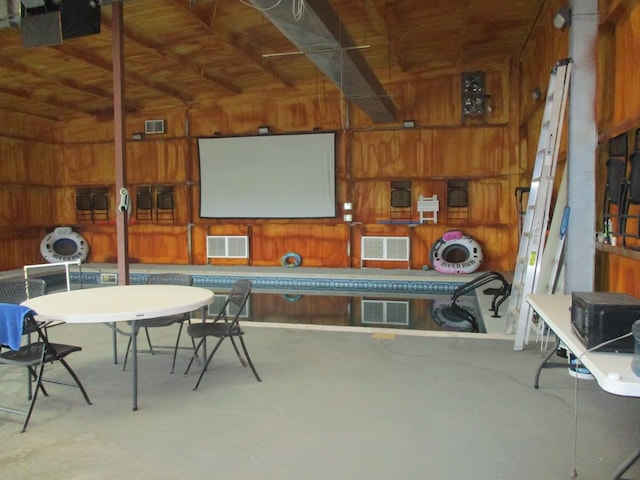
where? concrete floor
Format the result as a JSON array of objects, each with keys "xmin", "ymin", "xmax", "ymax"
[{"xmin": 1, "ymin": 320, "xmax": 639, "ymax": 480}]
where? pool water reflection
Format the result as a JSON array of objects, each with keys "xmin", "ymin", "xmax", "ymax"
[{"xmin": 209, "ymin": 290, "xmax": 486, "ymax": 333}]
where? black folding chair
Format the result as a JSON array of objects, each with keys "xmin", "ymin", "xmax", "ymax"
[
  {"xmin": 602, "ymin": 133, "xmax": 629, "ymax": 241},
  {"xmin": 0, "ymin": 303, "xmax": 91, "ymax": 432},
  {"xmin": 184, "ymin": 279, "xmax": 261, "ymax": 390},
  {"xmin": 0, "ymin": 278, "xmax": 47, "ymax": 304},
  {"xmin": 621, "ymin": 129, "xmax": 640, "ymax": 247}
]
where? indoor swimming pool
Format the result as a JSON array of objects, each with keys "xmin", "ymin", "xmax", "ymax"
[
  {"xmin": 207, "ymin": 288, "xmax": 486, "ymax": 333},
  {"xmin": 17, "ymin": 264, "xmax": 504, "ymax": 335}
]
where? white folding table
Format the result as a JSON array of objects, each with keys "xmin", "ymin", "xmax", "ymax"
[
  {"xmin": 23, "ymin": 284, "xmax": 214, "ymax": 411},
  {"xmin": 527, "ymin": 294, "xmax": 640, "ymax": 479}
]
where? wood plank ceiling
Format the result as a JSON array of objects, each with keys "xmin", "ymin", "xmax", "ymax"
[{"xmin": 0, "ymin": 0, "xmax": 545, "ymax": 123}]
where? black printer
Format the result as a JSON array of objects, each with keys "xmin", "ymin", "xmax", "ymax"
[{"xmin": 570, "ymin": 292, "xmax": 640, "ymax": 353}]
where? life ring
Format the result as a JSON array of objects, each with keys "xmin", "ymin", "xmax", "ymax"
[
  {"xmin": 40, "ymin": 227, "xmax": 89, "ymax": 263},
  {"xmin": 281, "ymin": 252, "xmax": 302, "ymax": 268},
  {"xmin": 430, "ymin": 230, "xmax": 482, "ymax": 274},
  {"xmin": 282, "ymin": 293, "xmax": 303, "ymax": 302}
]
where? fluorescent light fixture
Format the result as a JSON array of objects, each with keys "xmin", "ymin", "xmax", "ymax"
[
  {"xmin": 402, "ymin": 119, "xmax": 416, "ymax": 128},
  {"xmin": 258, "ymin": 126, "xmax": 271, "ymax": 135}
]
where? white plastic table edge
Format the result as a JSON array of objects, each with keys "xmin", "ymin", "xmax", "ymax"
[
  {"xmin": 527, "ymin": 293, "xmax": 640, "ymax": 397},
  {"xmin": 21, "ymin": 285, "xmax": 215, "ymax": 411},
  {"xmin": 22, "ymin": 285, "xmax": 214, "ymax": 324}
]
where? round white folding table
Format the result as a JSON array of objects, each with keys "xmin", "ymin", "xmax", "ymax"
[{"xmin": 23, "ymin": 284, "xmax": 214, "ymax": 411}]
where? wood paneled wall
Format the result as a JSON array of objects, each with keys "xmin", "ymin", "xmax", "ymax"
[
  {"xmin": 0, "ymin": 64, "xmax": 521, "ymax": 272},
  {"xmin": 593, "ymin": 1, "xmax": 640, "ymax": 296},
  {"xmin": 2, "ymin": 0, "xmax": 637, "ymax": 295},
  {"xmin": 10, "ymin": 8, "xmax": 608, "ymax": 275}
]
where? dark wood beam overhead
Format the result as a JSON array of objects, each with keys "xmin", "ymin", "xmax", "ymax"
[
  {"xmin": 0, "ymin": 83, "xmax": 100, "ymax": 116},
  {"xmin": 0, "ymin": 0, "xmax": 545, "ymax": 122},
  {"xmin": 100, "ymin": 10, "xmax": 242, "ymax": 95},
  {"xmin": 370, "ymin": 0, "xmax": 406, "ymax": 72},
  {"xmin": 55, "ymin": 42, "xmax": 193, "ymax": 105}
]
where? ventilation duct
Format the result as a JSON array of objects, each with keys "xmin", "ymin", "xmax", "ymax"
[{"xmin": 250, "ymin": 0, "xmax": 396, "ymax": 123}]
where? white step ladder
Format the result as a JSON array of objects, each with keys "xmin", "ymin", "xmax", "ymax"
[{"xmin": 507, "ymin": 58, "xmax": 572, "ymax": 351}]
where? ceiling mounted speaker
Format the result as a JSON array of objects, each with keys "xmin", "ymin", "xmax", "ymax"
[
  {"xmin": 21, "ymin": 11, "xmax": 62, "ymax": 48},
  {"xmin": 60, "ymin": 0, "xmax": 100, "ymax": 40},
  {"xmin": 20, "ymin": 0, "xmax": 100, "ymax": 48}
]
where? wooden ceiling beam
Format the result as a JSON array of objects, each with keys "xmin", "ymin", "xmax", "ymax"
[
  {"xmin": 0, "ymin": 83, "xmax": 102, "ymax": 116},
  {"xmin": 171, "ymin": 0, "xmax": 294, "ymax": 88},
  {"xmin": 53, "ymin": 43, "xmax": 193, "ymax": 104},
  {"xmin": 100, "ymin": 12, "xmax": 242, "ymax": 95},
  {"xmin": 0, "ymin": 101, "xmax": 64, "ymax": 121},
  {"xmin": 0, "ymin": 54, "xmax": 141, "ymax": 113},
  {"xmin": 370, "ymin": 0, "xmax": 407, "ymax": 72}
]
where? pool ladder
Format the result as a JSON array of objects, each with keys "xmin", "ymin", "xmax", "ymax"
[{"xmin": 450, "ymin": 272, "xmax": 512, "ymax": 332}]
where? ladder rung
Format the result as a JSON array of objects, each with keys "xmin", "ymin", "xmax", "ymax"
[{"xmin": 510, "ymin": 58, "xmax": 572, "ymax": 350}]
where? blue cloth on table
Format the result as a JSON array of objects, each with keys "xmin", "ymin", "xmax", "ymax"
[{"xmin": 0, "ymin": 303, "xmax": 35, "ymax": 351}]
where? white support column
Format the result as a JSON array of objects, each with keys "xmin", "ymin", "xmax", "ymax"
[{"xmin": 565, "ymin": 0, "xmax": 598, "ymax": 292}]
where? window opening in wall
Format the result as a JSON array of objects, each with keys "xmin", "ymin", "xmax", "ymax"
[
  {"xmin": 156, "ymin": 185, "xmax": 175, "ymax": 223},
  {"xmin": 136, "ymin": 186, "xmax": 153, "ymax": 222},
  {"xmin": 133, "ymin": 184, "xmax": 176, "ymax": 224},
  {"xmin": 76, "ymin": 186, "xmax": 109, "ymax": 224},
  {"xmin": 617, "ymin": 129, "xmax": 640, "ymax": 248},
  {"xmin": 390, "ymin": 180, "xmax": 412, "ymax": 222},
  {"xmin": 447, "ymin": 179, "xmax": 469, "ymax": 223},
  {"xmin": 76, "ymin": 188, "xmax": 93, "ymax": 222},
  {"xmin": 602, "ymin": 132, "xmax": 629, "ymax": 246}
]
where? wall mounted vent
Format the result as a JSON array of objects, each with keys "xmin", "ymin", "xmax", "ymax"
[
  {"xmin": 361, "ymin": 299, "xmax": 409, "ymax": 326},
  {"xmin": 99, "ymin": 273, "xmax": 118, "ymax": 284},
  {"xmin": 206, "ymin": 235, "xmax": 249, "ymax": 258},
  {"xmin": 144, "ymin": 119, "xmax": 165, "ymax": 135},
  {"xmin": 361, "ymin": 236, "xmax": 409, "ymax": 261}
]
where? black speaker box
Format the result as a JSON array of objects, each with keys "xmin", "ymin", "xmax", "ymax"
[
  {"xmin": 60, "ymin": 0, "xmax": 100, "ymax": 40},
  {"xmin": 22, "ymin": 10, "xmax": 62, "ymax": 48},
  {"xmin": 21, "ymin": 0, "xmax": 100, "ymax": 48},
  {"xmin": 571, "ymin": 292, "xmax": 640, "ymax": 353}
]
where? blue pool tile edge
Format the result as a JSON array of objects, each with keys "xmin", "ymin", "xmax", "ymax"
[{"xmin": 70, "ymin": 271, "xmax": 467, "ymax": 295}]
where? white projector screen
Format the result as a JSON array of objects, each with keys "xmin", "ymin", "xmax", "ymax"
[{"xmin": 198, "ymin": 132, "xmax": 336, "ymax": 218}]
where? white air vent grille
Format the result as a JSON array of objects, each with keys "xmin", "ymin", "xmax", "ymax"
[
  {"xmin": 99, "ymin": 273, "xmax": 118, "ymax": 285},
  {"xmin": 361, "ymin": 299, "xmax": 409, "ymax": 326},
  {"xmin": 207, "ymin": 236, "xmax": 249, "ymax": 258},
  {"xmin": 361, "ymin": 236, "xmax": 409, "ymax": 261},
  {"xmin": 144, "ymin": 119, "xmax": 165, "ymax": 134}
]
